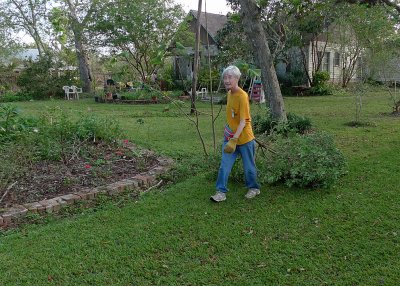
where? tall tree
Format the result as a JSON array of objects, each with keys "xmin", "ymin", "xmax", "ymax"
[
  {"xmin": 286, "ymin": 0, "xmax": 339, "ymax": 87},
  {"xmin": 92, "ymin": 0, "xmax": 185, "ymax": 83},
  {"xmin": 215, "ymin": 13, "xmax": 254, "ymax": 66},
  {"xmin": 59, "ymin": 0, "xmax": 97, "ymax": 93},
  {"xmin": 0, "ymin": 0, "xmax": 48, "ymax": 57},
  {"xmin": 337, "ymin": 0, "xmax": 400, "ymax": 13},
  {"xmin": 237, "ymin": 0, "xmax": 287, "ymax": 121},
  {"xmin": 332, "ymin": 3, "xmax": 397, "ymax": 87},
  {"xmin": 0, "ymin": 18, "xmax": 20, "ymax": 59},
  {"xmin": 218, "ymin": 1, "xmax": 290, "ymax": 67}
]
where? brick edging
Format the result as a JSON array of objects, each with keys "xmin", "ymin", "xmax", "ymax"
[{"xmin": 0, "ymin": 156, "xmax": 173, "ymax": 227}]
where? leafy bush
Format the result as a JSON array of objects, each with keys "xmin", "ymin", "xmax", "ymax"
[
  {"xmin": 252, "ymin": 112, "xmax": 312, "ymax": 135},
  {"xmin": 198, "ymin": 65, "xmax": 220, "ymax": 92},
  {"xmin": 257, "ymin": 132, "xmax": 347, "ymax": 188},
  {"xmin": 310, "ymin": 71, "xmax": 332, "ymax": 96},
  {"xmin": 0, "ymin": 104, "xmax": 37, "ymax": 143},
  {"xmin": 309, "ymin": 84, "xmax": 333, "ymax": 96},
  {"xmin": 278, "ymin": 69, "xmax": 307, "ymax": 88},
  {"xmin": 159, "ymin": 64, "xmax": 177, "ymax": 90},
  {"xmin": 173, "ymin": 79, "xmax": 192, "ymax": 91},
  {"xmin": 0, "ymin": 92, "xmax": 33, "ymax": 102},
  {"xmin": 17, "ymin": 56, "xmax": 80, "ymax": 99},
  {"xmin": 312, "ymin": 71, "xmax": 330, "ymax": 85},
  {"xmin": 288, "ymin": 69, "xmax": 307, "ymax": 86}
]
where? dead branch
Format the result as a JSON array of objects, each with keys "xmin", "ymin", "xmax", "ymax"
[
  {"xmin": 144, "ymin": 180, "xmax": 163, "ymax": 193},
  {"xmin": 255, "ymin": 138, "xmax": 277, "ymax": 154},
  {"xmin": 0, "ymin": 181, "xmax": 17, "ymax": 204}
]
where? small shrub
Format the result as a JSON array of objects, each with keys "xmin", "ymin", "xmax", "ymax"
[
  {"xmin": 174, "ymin": 79, "xmax": 192, "ymax": 91},
  {"xmin": 159, "ymin": 64, "xmax": 177, "ymax": 90},
  {"xmin": 310, "ymin": 71, "xmax": 332, "ymax": 96},
  {"xmin": 252, "ymin": 112, "xmax": 312, "ymax": 135},
  {"xmin": 0, "ymin": 92, "xmax": 33, "ymax": 103},
  {"xmin": 278, "ymin": 69, "xmax": 307, "ymax": 88},
  {"xmin": 312, "ymin": 71, "xmax": 330, "ymax": 86},
  {"xmin": 287, "ymin": 113, "xmax": 313, "ymax": 133},
  {"xmin": 198, "ymin": 66, "xmax": 220, "ymax": 92},
  {"xmin": 0, "ymin": 104, "xmax": 37, "ymax": 143},
  {"xmin": 309, "ymin": 84, "xmax": 333, "ymax": 96},
  {"xmin": 257, "ymin": 132, "xmax": 347, "ymax": 189}
]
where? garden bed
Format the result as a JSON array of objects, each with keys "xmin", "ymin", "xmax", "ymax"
[{"xmin": 0, "ymin": 142, "xmax": 160, "ymax": 210}]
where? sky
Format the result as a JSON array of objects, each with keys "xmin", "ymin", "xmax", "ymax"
[{"xmin": 175, "ymin": 0, "xmax": 232, "ymax": 15}]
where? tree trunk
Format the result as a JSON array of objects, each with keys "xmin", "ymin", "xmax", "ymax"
[
  {"xmin": 238, "ymin": 0, "xmax": 287, "ymax": 121},
  {"xmin": 65, "ymin": 0, "xmax": 92, "ymax": 93},
  {"xmin": 73, "ymin": 30, "xmax": 92, "ymax": 93}
]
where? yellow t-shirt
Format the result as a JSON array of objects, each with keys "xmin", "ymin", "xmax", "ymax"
[{"xmin": 226, "ymin": 87, "xmax": 255, "ymax": 145}]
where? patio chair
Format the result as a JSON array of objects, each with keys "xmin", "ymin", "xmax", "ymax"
[
  {"xmin": 197, "ymin": 87, "xmax": 208, "ymax": 99},
  {"xmin": 71, "ymin": 85, "xmax": 82, "ymax": 100},
  {"xmin": 62, "ymin": 86, "xmax": 74, "ymax": 100}
]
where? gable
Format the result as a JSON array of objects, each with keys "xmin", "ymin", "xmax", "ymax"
[{"xmin": 189, "ymin": 10, "xmax": 228, "ymax": 44}]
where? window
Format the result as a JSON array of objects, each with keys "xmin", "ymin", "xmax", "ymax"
[
  {"xmin": 334, "ymin": 52, "xmax": 340, "ymax": 67},
  {"xmin": 318, "ymin": 52, "xmax": 330, "ymax": 72}
]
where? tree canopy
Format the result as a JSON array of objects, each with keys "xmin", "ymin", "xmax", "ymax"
[{"xmin": 91, "ymin": 0, "xmax": 186, "ymax": 82}]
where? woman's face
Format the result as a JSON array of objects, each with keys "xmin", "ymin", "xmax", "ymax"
[{"xmin": 223, "ymin": 73, "xmax": 239, "ymax": 91}]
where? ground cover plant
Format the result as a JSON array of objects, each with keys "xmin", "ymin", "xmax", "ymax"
[{"xmin": 0, "ymin": 89, "xmax": 399, "ymax": 285}]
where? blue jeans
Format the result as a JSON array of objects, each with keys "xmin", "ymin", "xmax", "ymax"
[{"xmin": 216, "ymin": 139, "xmax": 260, "ymax": 193}]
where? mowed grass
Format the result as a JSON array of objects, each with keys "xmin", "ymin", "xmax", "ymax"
[{"xmin": 1, "ymin": 91, "xmax": 400, "ymax": 285}]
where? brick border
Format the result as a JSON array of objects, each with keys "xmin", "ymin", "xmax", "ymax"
[{"xmin": 0, "ymin": 156, "xmax": 173, "ymax": 227}]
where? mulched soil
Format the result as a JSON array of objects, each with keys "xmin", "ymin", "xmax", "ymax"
[{"xmin": 0, "ymin": 142, "xmax": 159, "ymax": 209}]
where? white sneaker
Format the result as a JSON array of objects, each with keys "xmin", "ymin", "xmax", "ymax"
[
  {"xmin": 210, "ymin": 191, "xmax": 226, "ymax": 202},
  {"xmin": 245, "ymin": 189, "xmax": 260, "ymax": 199}
]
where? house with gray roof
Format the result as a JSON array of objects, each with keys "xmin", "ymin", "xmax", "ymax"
[
  {"xmin": 1, "ymin": 48, "xmax": 39, "ymax": 64},
  {"xmin": 0, "ymin": 48, "xmax": 40, "ymax": 73}
]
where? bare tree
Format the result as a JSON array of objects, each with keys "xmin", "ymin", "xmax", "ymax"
[{"xmin": 190, "ymin": 0, "xmax": 202, "ymax": 115}]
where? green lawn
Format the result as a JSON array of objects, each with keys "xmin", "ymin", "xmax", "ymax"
[{"xmin": 1, "ymin": 92, "xmax": 399, "ymax": 285}]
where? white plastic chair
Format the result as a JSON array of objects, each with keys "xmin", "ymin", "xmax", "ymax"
[
  {"xmin": 196, "ymin": 87, "xmax": 207, "ymax": 99},
  {"xmin": 62, "ymin": 86, "xmax": 74, "ymax": 100},
  {"xmin": 71, "ymin": 86, "xmax": 82, "ymax": 100}
]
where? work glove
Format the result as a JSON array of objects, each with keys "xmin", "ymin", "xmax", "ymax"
[{"xmin": 224, "ymin": 138, "xmax": 238, "ymax": 154}]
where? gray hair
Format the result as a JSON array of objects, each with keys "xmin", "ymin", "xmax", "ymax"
[{"xmin": 222, "ymin": 65, "xmax": 241, "ymax": 79}]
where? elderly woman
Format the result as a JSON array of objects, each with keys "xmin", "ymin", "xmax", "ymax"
[{"xmin": 210, "ymin": 65, "xmax": 260, "ymax": 202}]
